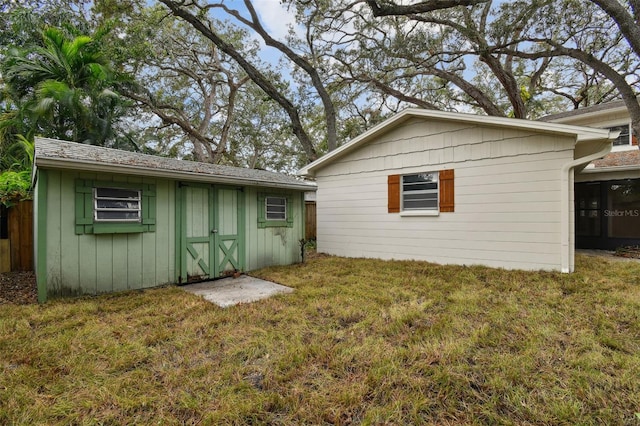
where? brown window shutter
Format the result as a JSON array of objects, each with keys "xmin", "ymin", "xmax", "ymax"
[
  {"xmin": 388, "ymin": 174, "xmax": 400, "ymax": 213},
  {"xmin": 439, "ymin": 169, "xmax": 455, "ymax": 212}
]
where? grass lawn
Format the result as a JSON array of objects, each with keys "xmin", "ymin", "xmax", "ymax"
[{"xmin": 1, "ymin": 254, "xmax": 640, "ymax": 425}]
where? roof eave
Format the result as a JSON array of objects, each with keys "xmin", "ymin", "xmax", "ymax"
[
  {"xmin": 580, "ymin": 164, "xmax": 640, "ymax": 174},
  {"xmin": 36, "ymin": 156, "xmax": 316, "ymax": 191},
  {"xmin": 543, "ymin": 102, "xmax": 628, "ymax": 124}
]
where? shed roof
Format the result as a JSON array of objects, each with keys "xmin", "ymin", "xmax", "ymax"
[
  {"xmin": 298, "ymin": 108, "xmax": 615, "ymax": 176},
  {"xmin": 35, "ymin": 137, "xmax": 315, "ymax": 191}
]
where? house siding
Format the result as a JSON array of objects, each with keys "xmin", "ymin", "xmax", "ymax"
[{"xmin": 315, "ymin": 118, "xmax": 576, "ymax": 271}]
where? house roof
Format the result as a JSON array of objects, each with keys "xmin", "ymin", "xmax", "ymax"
[
  {"xmin": 35, "ymin": 137, "xmax": 316, "ymax": 191},
  {"xmin": 539, "ymin": 100, "xmax": 627, "ymax": 123},
  {"xmin": 298, "ymin": 108, "xmax": 615, "ymax": 177},
  {"xmin": 592, "ymin": 150, "xmax": 640, "ymax": 168}
]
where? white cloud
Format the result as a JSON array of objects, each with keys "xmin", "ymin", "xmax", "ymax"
[{"xmin": 251, "ymin": 0, "xmax": 302, "ymax": 41}]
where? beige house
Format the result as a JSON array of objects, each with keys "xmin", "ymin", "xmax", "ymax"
[
  {"xmin": 299, "ymin": 109, "xmax": 615, "ymax": 272},
  {"xmin": 542, "ymin": 101, "xmax": 640, "ymax": 250}
]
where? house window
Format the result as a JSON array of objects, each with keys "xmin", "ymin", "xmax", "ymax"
[
  {"xmin": 402, "ymin": 172, "xmax": 439, "ymax": 211},
  {"xmin": 607, "ymin": 124, "xmax": 631, "ymax": 146},
  {"xmin": 265, "ymin": 196, "xmax": 287, "ymax": 221},
  {"xmin": 94, "ymin": 187, "xmax": 141, "ymax": 222},
  {"xmin": 388, "ymin": 169, "xmax": 454, "ymax": 214}
]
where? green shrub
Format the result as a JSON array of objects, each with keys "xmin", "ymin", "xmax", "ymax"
[{"xmin": 0, "ymin": 169, "xmax": 32, "ymax": 206}]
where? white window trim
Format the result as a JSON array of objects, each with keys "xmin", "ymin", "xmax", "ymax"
[
  {"xmin": 93, "ymin": 187, "xmax": 142, "ymax": 223},
  {"xmin": 401, "ymin": 171, "xmax": 439, "ymax": 213},
  {"xmin": 399, "ymin": 210, "xmax": 440, "ymax": 217},
  {"xmin": 606, "ymin": 123, "xmax": 632, "ymax": 151}
]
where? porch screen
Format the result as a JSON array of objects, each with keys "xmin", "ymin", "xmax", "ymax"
[{"xmin": 607, "ymin": 181, "xmax": 640, "ymax": 238}]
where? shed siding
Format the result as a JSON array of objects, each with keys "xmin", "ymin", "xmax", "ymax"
[
  {"xmin": 315, "ymin": 118, "xmax": 576, "ymax": 271},
  {"xmin": 42, "ymin": 170, "xmax": 176, "ymax": 297},
  {"xmin": 244, "ymin": 187, "xmax": 304, "ymax": 270}
]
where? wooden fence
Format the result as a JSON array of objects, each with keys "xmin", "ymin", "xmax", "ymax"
[
  {"xmin": 0, "ymin": 200, "xmax": 33, "ymax": 272},
  {"xmin": 305, "ymin": 201, "xmax": 316, "ymax": 240}
]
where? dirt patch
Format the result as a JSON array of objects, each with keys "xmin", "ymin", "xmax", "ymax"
[
  {"xmin": 615, "ymin": 246, "xmax": 640, "ymax": 259},
  {"xmin": 0, "ymin": 271, "xmax": 37, "ymax": 305}
]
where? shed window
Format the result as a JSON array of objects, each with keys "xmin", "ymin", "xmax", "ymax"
[
  {"xmin": 75, "ymin": 179, "xmax": 156, "ymax": 234},
  {"xmin": 265, "ymin": 196, "xmax": 287, "ymax": 221},
  {"xmin": 94, "ymin": 188, "xmax": 141, "ymax": 222},
  {"xmin": 402, "ymin": 172, "xmax": 439, "ymax": 210},
  {"xmin": 258, "ymin": 192, "xmax": 294, "ymax": 228}
]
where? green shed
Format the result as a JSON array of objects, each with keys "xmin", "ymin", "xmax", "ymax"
[{"xmin": 33, "ymin": 137, "xmax": 315, "ymax": 302}]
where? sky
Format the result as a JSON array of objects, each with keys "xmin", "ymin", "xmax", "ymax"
[
  {"xmin": 211, "ymin": 0, "xmax": 305, "ymax": 83},
  {"xmin": 251, "ymin": 0, "xmax": 300, "ymax": 42}
]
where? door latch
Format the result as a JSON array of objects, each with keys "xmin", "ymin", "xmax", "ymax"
[{"xmin": 211, "ymin": 229, "xmax": 218, "ymax": 234}]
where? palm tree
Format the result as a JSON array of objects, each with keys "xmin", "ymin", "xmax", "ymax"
[{"xmin": 2, "ymin": 26, "xmax": 128, "ymax": 147}]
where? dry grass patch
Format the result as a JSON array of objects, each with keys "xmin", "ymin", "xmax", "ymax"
[{"xmin": 1, "ymin": 254, "xmax": 640, "ymax": 424}]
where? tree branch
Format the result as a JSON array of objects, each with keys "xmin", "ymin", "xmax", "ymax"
[
  {"xmin": 366, "ymin": 0, "xmax": 488, "ymax": 16},
  {"xmin": 158, "ymin": 0, "xmax": 319, "ymax": 162}
]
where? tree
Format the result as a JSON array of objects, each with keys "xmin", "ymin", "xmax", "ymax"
[
  {"xmin": 1, "ymin": 26, "xmax": 132, "ymax": 147},
  {"xmin": 110, "ymin": 6, "xmax": 254, "ymax": 163},
  {"xmin": 489, "ymin": 0, "xmax": 640, "ymax": 135},
  {"xmin": 221, "ymin": 84, "xmax": 306, "ymax": 173},
  {"xmin": 328, "ymin": 0, "xmax": 579, "ymax": 118},
  {"xmin": 0, "ymin": 1, "xmax": 92, "ymax": 52},
  {"xmin": 585, "ymin": 0, "xmax": 640, "ymax": 134},
  {"xmin": 158, "ymin": 0, "xmax": 320, "ymax": 162},
  {"xmin": 208, "ymin": 0, "xmax": 340, "ymax": 153}
]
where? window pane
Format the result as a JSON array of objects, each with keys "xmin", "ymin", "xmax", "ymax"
[
  {"xmin": 266, "ymin": 197, "xmax": 286, "ymax": 206},
  {"xmin": 96, "ymin": 200, "xmax": 140, "ymax": 209},
  {"xmin": 403, "ymin": 182, "xmax": 438, "ymax": 192},
  {"xmin": 607, "ymin": 124, "xmax": 630, "ymax": 146},
  {"xmin": 402, "ymin": 172, "xmax": 438, "ymax": 210},
  {"xmin": 96, "ymin": 188, "xmax": 139, "ymax": 199},
  {"xmin": 266, "ymin": 197, "xmax": 287, "ymax": 220},
  {"xmin": 403, "ymin": 173, "xmax": 437, "ymax": 184},
  {"xmin": 267, "ymin": 205, "xmax": 286, "ymax": 213},
  {"xmin": 404, "ymin": 199, "xmax": 438, "ymax": 209},
  {"xmin": 96, "ymin": 211, "xmax": 140, "ymax": 220},
  {"xmin": 403, "ymin": 192, "xmax": 438, "ymax": 201},
  {"xmin": 576, "ymin": 210, "xmax": 600, "ymax": 237},
  {"xmin": 575, "ymin": 183, "xmax": 600, "ymax": 237},
  {"xmin": 94, "ymin": 187, "xmax": 141, "ymax": 222},
  {"xmin": 576, "ymin": 183, "xmax": 600, "ymax": 209}
]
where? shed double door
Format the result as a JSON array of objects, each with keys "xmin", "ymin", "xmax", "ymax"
[{"xmin": 179, "ymin": 183, "xmax": 244, "ymax": 283}]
